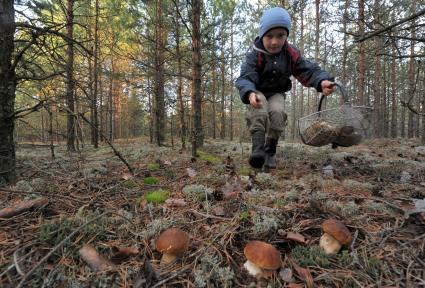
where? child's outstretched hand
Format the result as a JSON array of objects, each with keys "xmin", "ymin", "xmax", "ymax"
[
  {"xmin": 249, "ymin": 92, "xmax": 262, "ymax": 109},
  {"xmin": 321, "ymin": 80, "xmax": 336, "ymax": 96}
]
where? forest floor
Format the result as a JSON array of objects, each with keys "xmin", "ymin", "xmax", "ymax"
[{"xmin": 0, "ymin": 137, "xmax": 424, "ymax": 287}]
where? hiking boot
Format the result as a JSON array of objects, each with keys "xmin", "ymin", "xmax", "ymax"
[
  {"xmin": 264, "ymin": 138, "xmax": 278, "ymax": 169},
  {"xmin": 249, "ymin": 131, "xmax": 266, "ymax": 169}
]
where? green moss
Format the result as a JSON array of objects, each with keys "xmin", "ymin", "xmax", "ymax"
[
  {"xmin": 147, "ymin": 163, "xmax": 160, "ymax": 171},
  {"xmin": 143, "ymin": 176, "xmax": 158, "ymax": 185},
  {"xmin": 121, "ymin": 179, "xmax": 138, "ymax": 189},
  {"xmin": 291, "ymin": 245, "xmax": 330, "ymax": 268},
  {"xmin": 239, "ymin": 211, "xmax": 250, "ymax": 222},
  {"xmin": 145, "ymin": 189, "xmax": 169, "ymax": 203},
  {"xmin": 338, "ymin": 250, "xmax": 352, "ymax": 267},
  {"xmin": 238, "ymin": 166, "xmax": 251, "ymax": 176},
  {"xmin": 197, "ymin": 150, "xmax": 221, "ymax": 164}
]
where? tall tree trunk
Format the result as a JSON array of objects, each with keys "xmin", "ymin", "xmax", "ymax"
[
  {"xmin": 154, "ymin": 0, "xmax": 166, "ymax": 146},
  {"xmin": 373, "ymin": 0, "xmax": 382, "ymax": 137},
  {"xmin": 299, "ymin": 0, "xmax": 305, "ymax": 118},
  {"xmin": 390, "ymin": 39, "xmax": 397, "ymax": 138},
  {"xmin": 92, "ymin": 0, "xmax": 100, "ymax": 148},
  {"xmin": 290, "ymin": 11, "xmax": 297, "ymax": 140},
  {"xmin": 342, "ymin": 0, "xmax": 349, "ymax": 86},
  {"xmin": 0, "ymin": 0, "xmax": 16, "ymax": 184},
  {"xmin": 383, "ymin": 57, "xmax": 388, "ymax": 137},
  {"xmin": 212, "ymin": 58, "xmax": 217, "ymax": 139},
  {"xmin": 230, "ymin": 17, "xmax": 234, "ymax": 141},
  {"xmin": 220, "ymin": 22, "xmax": 226, "ymax": 140},
  {"xmin": 66, "ymin": 0, "xmax": 76, "ymax": 151},
  {"xmin": 108, "ymin": 56, "xmax": 114, "ymax": 143},
  {"xmin": 407, "ymin": 0, "xmax": 416, "ymax": 138},
  {"xmin": 422, "ymin": 60, "xmax": 425, "ymax": 144},
  {"xmin": 314, "ymin": 0, "xmax": 321, "ymax": 112},
  {"xmin": 175, "ymin": 17, "xmax": 186, "ymax": 149},
  {"xmin": 357, "ymin": 0, "xmax": 365, "ymax": 106},
  {"xmin": 191, "ymin": 0, "xmax": 203, "ymax": 157}
]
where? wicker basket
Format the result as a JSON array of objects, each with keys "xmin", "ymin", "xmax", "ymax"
[{"xmin": 298, "ymin": 83, "xmax": 372, "ymax": 147}]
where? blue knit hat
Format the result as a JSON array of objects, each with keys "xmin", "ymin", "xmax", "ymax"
[{"xmin": 259, "ymin": 7, "xmax": 291, "ymax": 38}]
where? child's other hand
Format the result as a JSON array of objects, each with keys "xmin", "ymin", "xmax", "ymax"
[
  {"xmin": 321, "ymin": 80, "xmax": 336, "ymax": 96},
  {"xmin": 249, "ymin": 92, "xmax": 262, "ymax": 109}
]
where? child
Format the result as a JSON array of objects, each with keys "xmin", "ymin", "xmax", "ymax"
[{"xmin": 235, "ymin": 7, "xmax": 335, "ymax": 169}]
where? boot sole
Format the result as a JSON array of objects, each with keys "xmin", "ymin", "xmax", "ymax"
[{"xmin": 249, "ymin": 154, "xmax": 265, "ymax": 169}]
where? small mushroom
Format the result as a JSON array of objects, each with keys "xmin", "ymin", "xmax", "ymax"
[
  {"xmin": 155, "ymin": 228, "xmax": 189, "ymax": 264},
  {"xmin": 320, "ymin": 219, "xmax": 352, "ymax": 255},
  {"xmin": 243, "ymin": 240, "xmax": 282, "ymax": 277}
]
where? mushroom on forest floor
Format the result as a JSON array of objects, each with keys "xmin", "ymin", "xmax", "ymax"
[
  {"xmin": 243, "ymin": 240, "xmax": 282, "ymax": 278},
  {"xmin": 155, "ymin": 228, "xmax": 189, "ymax": 265},
  {"xmin": 319, "ymin": 219, "xmax": 352, "ymax": 255}
]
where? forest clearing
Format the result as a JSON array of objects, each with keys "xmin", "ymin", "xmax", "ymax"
[
  {"xmin": 1, "ymin": 0, "xmax": 425, "ymax": 287},
  {"xmin": 0, "ymin": 138, "xmax": 424, "ymax": 287}
]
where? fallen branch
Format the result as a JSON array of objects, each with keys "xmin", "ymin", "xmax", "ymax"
[
  {"xmin": 16, "ymin": 212, "xmax": 109, "ymax": 288},
  {"xmin": 0, "ymin": 198, "xmax": 49, "ymax": 219},
  {"xmin": 0, "ymin": 188, "xmax": 86, "ymax": 204},
  {"xmin": 79, "ymin": 244, "xmax": 114, "ymax": 271},
  {"xmin": 188, "ymin": 209, "xmax": 232, "ymax": 221}
]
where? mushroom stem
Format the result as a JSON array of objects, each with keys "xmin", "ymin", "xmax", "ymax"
[
  {"xmin": 320, "ymin": 232, "xmax": 342, "ymax": 255},
  {"xmin": 160, "ymin": 253, "xmax": 177, "ymax": 265},
  {"xmin": 243, "ymin": 260, "xmax": 263, "ymax": 277}
]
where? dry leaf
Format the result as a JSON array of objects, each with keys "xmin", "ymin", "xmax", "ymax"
[
  {"xmin": 186, "ymin": 168, "xmax": 197, "ymax": 178},
  {"xmin": 121, "ymin": 173, "xmax": 133, "ymax": 180},
  {"xmin": 221, "ymin": 180, "xmax": 243, "ymax": 200},
  {"xmin": 291, "ymin": 259, "xmax": 314, "ymax": 288},
  {"xmin": 286, "ymin": 232, "xmax": 307, "ymax": 244},
  {"xmin": 279, "ymin": 267, "xmax": 294, "ymax": 283},
  {"xmin": 212, "ymin": 206, "xmax": 226, "ymax": 216},
  {"xmin": 111, "ymin": 246, "xmax": 139, "ymax": 263},
  {"xmin": 79, "ymin": 244, "xmax": 114, "ymax": 271},
  {"xmin": 165, "ymin": 198, "xmax": 187, "ymax": 207},
  {"xmin": 287, "ymin": 283, "xmax": 304, "ymax": 288}
]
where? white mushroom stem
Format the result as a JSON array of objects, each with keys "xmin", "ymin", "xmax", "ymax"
[
  {"xmin": 160, "ymin": 253, "xmax": 177, "ymax": 265},
  {"xmin": 243, "ymin": 260, "xmax": 263, "ymax": 277},
  {"xmin": 320, "ymin": 233, "xmax": 342, "ymax": 255}
]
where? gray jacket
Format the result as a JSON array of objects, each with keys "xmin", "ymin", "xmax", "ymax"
[{"xmin": 235, "ymin": 37, "xmax": 334, "ymax": 104}]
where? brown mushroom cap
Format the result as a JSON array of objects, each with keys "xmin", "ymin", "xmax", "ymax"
[
  {"xmin": 156, "ymin": 228, "xmax": 189, "ymax": 256},
  {"xmin": 322, "ymin": 219, "xmax": 352, "ymax": 245},
  {"xmin": 244, "ymin": 240, "xmax": 281, "ymax": 270}
]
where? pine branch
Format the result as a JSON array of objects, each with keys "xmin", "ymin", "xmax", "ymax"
[{"xmin": 354, "ymin": 8, "xmax": 425, "ymax": 42}]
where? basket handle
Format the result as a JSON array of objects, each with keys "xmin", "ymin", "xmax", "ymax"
[{"xmin": 317, "ymin": 82, "xmax": 349, "ymax": 112}]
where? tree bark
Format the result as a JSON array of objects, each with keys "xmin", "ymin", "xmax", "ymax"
[
  {"xmin": 0, "ymin": 0, "xmax": 16, "ymax": 184},
  {"xmin": 407, "ymin": 0, "xmax": 416, "ymax": 138},
  {"xmin": 154, "ymin": 0, "xmax": 166, "ymax": 146},
  {"xmin": 92, "ymin": 0, "xmax": 100, "ymax": 148},
  {"xmin": 357, "ymin": 0, "xmax": 365, "ymax": 106},
  {"xmin": 373, "ymin": 0, "xmax": 382, "ymax": 137},
  {"xmin": 390, "ymin": 35, "xmax": 397, "ymax": 138},
  {"xmin": 174, "ymin": 15, "xmax": 186, "ymax": 149},
  {"xmin": 191, "ymin": 0, "xmax": 203, "ymax": 157},
  {"xmin": 299, "ymin": 0, "xmax": 305, "ymax": 118},
  {"xmin": 220, "ymin": 22, "xmax": 226, "ymax": 140},
  {"xmin": 342, "ymin": 0, "xmax": 349, "ymax": 85},
  {"xmin": 66, "ymin": 0, "xmax": 76, "ymax": 151}
]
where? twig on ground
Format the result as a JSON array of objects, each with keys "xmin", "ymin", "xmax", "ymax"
[
  {"xmin": 0, "ymin": 188, "xmax": 86, "ymax": 204},
  {"xmin": 188, "ymin": 209, "xmax": 233, "ymax": 221},
  {"xmin": 16, "ymin": 212, "xmax": 109, "ymax": 288},
  {"xmin": 151, "ymin": 268, "xmax": 188, "ymax": 288}
]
